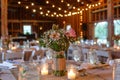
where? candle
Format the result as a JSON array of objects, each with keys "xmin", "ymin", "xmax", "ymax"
[
  {"xmin": 68, "ymin": 69, "xmax": 76, "ymax": 80},
  {"xmin": 41, "ymin": 67, "xmax": 48, "ymax": 75},
  {"xmin": 36, "ymin": 40, "xmax": 39, "ymax": 43},
  {"xmin": 11, "ymin": 47, "xmax": 16, "ymax": 50},
  {"xmin": 117, "ymin": 46, "xmax": 120, "ymax": 50},
  {"xmin": 0, "ymin": 47, "xmax": 3, "ymax": 51}
]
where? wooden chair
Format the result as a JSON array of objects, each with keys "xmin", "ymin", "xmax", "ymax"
[
  {"xmin": 23, "ymin": 50, "xmax": 35, "ymax": 61},
  {"xmin": 33, "ymin": 50, "xmax": 44, "ymax": 60}
]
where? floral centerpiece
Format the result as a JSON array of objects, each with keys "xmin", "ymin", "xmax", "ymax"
[{"xmin": 39, "ymin": 24, "xmax": 76, "ymax": 76}]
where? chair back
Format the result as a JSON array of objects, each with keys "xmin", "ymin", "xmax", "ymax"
[{"xmin": 23, "ymin": 50, "xmax": 35, "ymax": 61}]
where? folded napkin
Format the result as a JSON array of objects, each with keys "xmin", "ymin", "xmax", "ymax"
[{"xmin": 0, "ymin": 61, "xmax": 17, "ymax": 69}]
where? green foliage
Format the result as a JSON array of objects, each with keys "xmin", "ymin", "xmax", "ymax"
[
  {"xmin": 95, "ymin": 22, "xmax": 108, "ymax": 39},
  {"xmin": 53, "ymin": 70, "xmax": 66, "ymax": 76},
  {"xmin": 39, "ymin": 28, "xmax": 70, "ymax": 52}
]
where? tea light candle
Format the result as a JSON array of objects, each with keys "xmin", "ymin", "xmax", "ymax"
[
  {"xmin": 0, "ymin": 47, "xmax": 3, "ymax": 51},
  {"xmin": 117, "ymin": 46, "xmax": 120, "ymax": 50},
  {"xmin": 68, "ymin": 69, "xmax": 76, "ymax": 80},
  {"xmin": 36, "ymin": 40, "xmax": 39, "ymax": 43},
  {"xmin": 41, "ymin": 67, "xmax": 48, "ymax": 75},
  {"xmin": 11, "ymin": 46, "xmax": 16, "ymax": 50}
]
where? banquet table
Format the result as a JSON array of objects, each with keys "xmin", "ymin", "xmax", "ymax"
[{"xmin": 0, "ymin": 63, "xmax": 113, "ymax": 80}]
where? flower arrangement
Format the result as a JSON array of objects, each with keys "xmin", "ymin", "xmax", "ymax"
[
  {"xmin": 39, "ymin": 24, "xmax": 76, "ymax": 52},
  {"xmin": 40, "ymin": 24, "xmax": 76, "ymax": 52},
  {"xmin": 39, "ymin": 24, "xmax": 76, "ymax": 76}
]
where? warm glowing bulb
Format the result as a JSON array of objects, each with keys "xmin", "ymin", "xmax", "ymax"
[
  {"xmin": 40, "ymin": 12, "xmax": 43, "ymax": 14},
  {"xmin": 56, "ymin": 15, "xmax": 59, "ymax": 17},
  {"xmin": 52, "ymin": 5, "xmax": 55, "ymax": 8},
  {"xmin": 98, "ymin": 2, "xmax": 101, "ymax": 5},
  {"xmin": 47, "ymin": 10, "xmax": 50, "ymax": 13},
  {"xmin": 39, "ymin": 7, "xmax": 42, "ymax": 10},
  {"xmin": 40, "ymin": 27, "xmax": 43, "ymax": 30},
  {"xmin": 64, "ymin": 14, "xmax": 68, "ymax": 17},
  {"xmin": 81, "ymin": 2, "xmax": 84, "ymax": 4},
  {"xmin": 80, "ymin": 11, "xmax": 82, "ymax": 14},
  {"xmin": 26, "ymin": 6, "xmax": 29, "ymax": 9},
  {"xmin": 86, "ymin": 8, "xmax": 88, "ymax": 10},
  {"xmin": 31, "ymin": 3, "xmax": 34, "ymax": 6},
  {"xmin": 77, "ymin": 8, "xmax": 80, "ymax": 11},
  {"xmin": 51, "ymin": 14, "xmax": 54, "ymax": 17},
  {"xmin": 86, "ymin": 4, "xmax": 89, "ymax": 6},
  {"xmin": 46, "ymin": 13, "xmax": 48, "ymax": 16},
  {"xmin": 95, "ymin": 4, "xmax": 98, "ymax": 6},
  {"xmin": 89, "ymin": 5, "xmax": 91, "ymax": 8},
  {"xmin": 46, "ymin": 1, "xmax": 49, "ymax": 4},
  {"xmin": 64, "ymin": 10, "xmax": 67, "ymax": 13},
  {"xmin": 61, "ymin": 0, "xmax": 64, "ymax": 2},
  {"xmin": 67, "ymin": 3, "xmax": 70, "ymax": 6},
  {"xmin": 77, "ymin": 0, "xmax": 80, "ymax": 2},
  {"xmin": 18, "ymin": 1, "xmax": 21, "ymax": 4},
  {"xmin": 58, "ymin": 7, "xmax": 62, "ymax": 10},
  {"xmin": 54, "ymin": 12, "xmax": 56, "ymax": 15},
  {"xmin": 73, "ymin": 6, "xmax": 76, "ymax": 9},
  {"xmin": 33, "ymin": 9, "xmax": 36, "ymax": 12}
]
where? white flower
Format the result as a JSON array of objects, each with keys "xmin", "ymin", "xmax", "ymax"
[{"xmin": 49, "ymin": 31, "xmax": 60, "ymax": 40}]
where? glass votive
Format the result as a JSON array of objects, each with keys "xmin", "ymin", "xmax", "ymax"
[
  {"xmin": 67, "ymin": 65, "xmax": 77, "ymax": 80},
  {"xmin": 116, "ymin": 46, "xmax": 120, "ymax": 50},
  {"xmin": 11, "ymin": 46, "xmax": 17, "ymax": 50},
  {"xmin": 41, "ymin": 63, "xmax": 48, "ymax": 76}
]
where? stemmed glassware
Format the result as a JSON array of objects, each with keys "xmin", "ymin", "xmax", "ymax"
[
  {"xmin": 46, "ymin": 49, "xmax": 53, "ymax": 60},
  {"xmin": 73, "ymin": 50, "xmax": 81, "ymax": 62}
]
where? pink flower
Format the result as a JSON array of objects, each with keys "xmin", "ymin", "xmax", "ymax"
[{"xmin": 65, "ymin": 28, "xmax": 76, "ymax": 38}]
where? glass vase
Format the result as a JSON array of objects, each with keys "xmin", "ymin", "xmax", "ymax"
[{"xmin": 52, "ymin": 51, "xmax": 66, "ymax": 76}]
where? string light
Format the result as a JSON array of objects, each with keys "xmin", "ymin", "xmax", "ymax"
[
  {"xmin": 98, "ymin": 2, "xmax": 101, "ymax": 5},
  {"xmin": 16, "ymin": 0, "xmax": 101, "ymax": 17},
  {"xmin": 77, "ymin": 8, "xmax": 80, "ymax": 11},
  {"xmin": 61, "ymin": 0, "xmax": 64, "ymax": 3},
  {"xmin": 54, "ymin": 12, "xmax": 57, "ymax": 15},
  {"xmin": 47, "ymin": 10, "xmax": 50, "ymax": 13},
  {"xmin": 46, "ymin": 1, "xmax": 49, "ymax": 4},
  {"xmin": 58, "ymin": 7, "xmax": 62, "ymax": 10},
  {"xmin": 52, "ymin": 5, "xmax": 55, "ymax": 8},
  {"xmin": 95, "ymin": 4, "xmax": 98, "ymax": 6},
  {"xmin": 67, "ymin": 3, "xmax": 70, "ymax": 6},
  {"xmin": 26, "ymin": 6, "xmax": 29, "ymax": 9},
  {"xmin": 18, "ymin": 1, "xmax": 21, "ymax": 4},
  {"xmin": 33, "ymin": 9, "xmax": 36, "ymax": 12},
  {"xmin": 64, "ymin": 10, "xmax": 67, "ymax": 13},
  {"xmin": 51, "ymin": 14, "xmax": 54, "ymax": 17},
  {"xmin": 81, "ymin": 2, "xmax": 84, "ymax": 4},
  {"xmin": 40, "ymin": 12, "xmax": 43, "ymax": 14},
  {"xmin": 31, "ymin": 3, "xmax": 34, "ymax": 6},
  {"xmin": 85, "ymin": 8, "xmax": 88, "ymax": 10},
  {"xmin": 56, "ymin": 15, "xmax": 59, "ymax": 17},
  {"xmin": 86, "ymin": 4, "xmax": 89, "ymax": 6},
  {"xmin": 89, "ymin": 5, "xmax": 91, "ymax": 8},
  {"xmin": 39, "ymin": 7, "xmax": 42, "ymax": 10},
  {"xmin": 77, "ymin": 0, "xmax": 80, "ymax": 2},
  {"xmin": 73, "ymin": 6, "xmax": 76, "ymax": 9}
]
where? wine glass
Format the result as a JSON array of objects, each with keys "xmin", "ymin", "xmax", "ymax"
[
  {"xmin": 73, "ymin": 50, "xmax": 81, "ymax": 62},
  {"xmin": 46, "ymin": 49, "xmax": 53, "ymax": 60}
]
